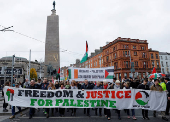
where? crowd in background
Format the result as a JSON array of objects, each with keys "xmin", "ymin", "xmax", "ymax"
[{"xmin": 2, "ymin": 76, "xmax": 170, "ymax": 121}]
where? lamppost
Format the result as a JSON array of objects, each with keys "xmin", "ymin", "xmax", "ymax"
[{"xmin": 2, "ymin": 62, "xmax": 8, "ymax": 83}]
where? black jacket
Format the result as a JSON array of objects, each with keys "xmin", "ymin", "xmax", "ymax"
[
  {"xmin": 130, "ymin": 81, "xmax": 140, "ymax": 89},
  {"xmin": 166, "ymin": 82, "xmax": 170, "ymax": 97},
  {"xmin": 81, "ymin": 83, "xmax": 93, "ymax": 89},
  {"xmin": 29, "ymin": 85, "xmax": 36, "ymax": 89},
  {"xmin": 137, "ymin": 84, "xmax": 150, "ymax": 90}
]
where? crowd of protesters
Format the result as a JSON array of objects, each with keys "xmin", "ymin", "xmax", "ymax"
[{"xmin": 2, "ymin": 76, "xmax": 170, "ymax": 121}]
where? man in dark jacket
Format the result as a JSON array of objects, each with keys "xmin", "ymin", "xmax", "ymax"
[
  {"xmin": 35, "ymin": 78, "xmax": 42, "ymax": 89},
  {"xmin": 81, "ymin": 79, "xmax": 92, "ymax": 117},
  {"xmin": 165, "ymin": 78, "xmax": 170, "ymax": 115},
  {"xmin": 137, "ymin": 78, "xmax": 150, "ymax": 120},
  {"xmin": 29, "ymin": 80, "xmax": 36, "ymax": 119},
  {"xmin": 130, "ymin": 78, "xmax": 140, "ymax": 89}
]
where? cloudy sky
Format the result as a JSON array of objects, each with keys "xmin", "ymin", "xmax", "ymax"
[{"xmin": 0, "ymin": 0, "xmax": 170, "ymax": 67}]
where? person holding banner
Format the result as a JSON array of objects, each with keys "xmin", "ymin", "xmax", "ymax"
[
  {"xmin": 124, "ymin": 82, "xmax": 137, "ymax": 120},
  {"xmin": 41, "ymin": 78, "xmax": 49, "ymax": 115},
  {"xmin": 9, "ymin": 82, "xmax": 23, "ymax": 119},
  {"xmin": 59, "ymin": 83, "xmax": 65, "ymax": 117},
  {"xmin": 151, "ymin": 79, "xmax": 168, "ymax": 121},
  {"xmin": 113, "ymin": 80, "xmax": 122, "ymax": 120},
  {"xmin": 46, "ymin": 82, "xmax": 56, "ymax": 118},
  {"xmin": 165, "ymin": 77, "xmax": 170, "ymax": 115},
  {"xmin": 137, "ymin": 78, "xmax": 150, "ymax": 120},
  {"xmin": 93, "ymin": 81, "xmax": 103, "ymax": 116},
  {"xmin": 103, "ymin": 80, "xmax": 111, "ymax": 120},
  {"xmin": 71, "ymin": 80, "xmax": 78, "ymax": 116},
  {"xmin": 28, "ymin": 80, "xmax": 36, "ymax": 119},
  {"xmin": 81, "ymin": 79, "xmax": 92, "ymax": 117},
  {"xmin": 2, "ymin": 81, "xmax": 10, "ymax": 112}
]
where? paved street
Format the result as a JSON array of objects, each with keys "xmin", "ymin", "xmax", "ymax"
[{"xmin": 0, "ymin": 108, "xmax": 170, "ymax": 122}]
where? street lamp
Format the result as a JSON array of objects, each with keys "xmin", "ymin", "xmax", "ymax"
[{"xmin": 2, "ymin": 62, "xmax": 8, "ymax": 83}]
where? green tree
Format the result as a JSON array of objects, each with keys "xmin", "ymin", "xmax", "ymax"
[{"xmin": 30, "ymin": 68, "xmax": 37, "ymax": 81}]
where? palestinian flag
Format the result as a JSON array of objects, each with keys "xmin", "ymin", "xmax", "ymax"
[
  {"xmin": 80, "ymin": 41, "xmax": 88, "ymax": 63},
  {"xmin": 152, "ymin": 67, "xmax": 156, "ymax": 74},
  {"xmin": 56, "ymin": 67, "xmax": 60, "ymax": 80},
  {"xmin": 105, "ymin": 68, "xmax": 114, "ymax": 79}
]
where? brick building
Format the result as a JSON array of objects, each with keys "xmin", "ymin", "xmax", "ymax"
[{"xmin": 62, "ymin": 37, "xmax": 161, "ymax": 80}]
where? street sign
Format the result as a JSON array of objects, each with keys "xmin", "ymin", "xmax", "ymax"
[{"xmin": 130, "ymin": 68, "xmax": 135, "ymax": 73}]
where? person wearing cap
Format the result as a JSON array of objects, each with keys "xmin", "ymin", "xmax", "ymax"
[
  {"xmin": 9, "ymin": 83, "xmax": 23, "ymax": 119},
  {"xmin": 151, "ymin": 79, "xmax": 168, "ymax": 121},
  {"xmin": 137, "ymin": 78, "xmax": 150, "ymax": 120},
  {"xmin": 114, "ymin": 80, "xmax": 122, "ymax": 120}
]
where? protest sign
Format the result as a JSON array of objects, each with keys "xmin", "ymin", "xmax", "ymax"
[
  {"xmin": 3, "ymin": 86, "xmax": 167, "ymax": 111},
  {"xmin": 68, "ymin": 67, "xmax": 114, "ymax": 82}
]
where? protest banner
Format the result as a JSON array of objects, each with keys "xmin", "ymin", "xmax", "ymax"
[
  {"xmin": 68, "ymin": 67, "xmax": 114, "ymax": 82},
  {"xmin": 3, "ymin": 86, "xmax": 167, "ymax": 111}
]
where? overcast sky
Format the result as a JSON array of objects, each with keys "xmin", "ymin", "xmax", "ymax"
[{"xmin": 0, "ymin": 0, "xmax": 170, "ymax": 67}]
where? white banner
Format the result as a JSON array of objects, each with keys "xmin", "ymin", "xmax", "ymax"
[
  {"xmin": 3, "ymin": 86, "xmax": 167, "ymax": 111},
  {"xmin": 68, "ymin": 67, "xmax": 114, "ymax": 82}
]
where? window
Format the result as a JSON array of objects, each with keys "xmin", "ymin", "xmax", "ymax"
[
  {"xmin": 162, "ymin": 68, "xmax": 165, "ymax": 74},
  {"xmin": 126, "ymin": 61, "xmax": 129, "ymax": 68},
  {"xmin": 166, "ymin": 62, "xmax": 169, "ymax": 67},
  {"xmin": 94, "ymin": 62, "xmax": 95, "ymax": 67},
  {"xmin": 152, "ymin": 60, "xmax": 154, "ymax": 68},
  {"xmin": 134, "ymin": 52, "xmax": 137, "ymax": 56},
  {"xmin": 115, "ymin": 53, "xmax": 117, "ymax": 59},
  {"xmin": 91, "ymin": 63, "xmax": 92, "ymax": 67},
  {"xmin": 141, "ymin": 46, "xmax": 145, "ymax": 50},
  {"xmin": 96, "ymin": 61, "xmax": 97, "ymax": 66},
  {"xmin": 133, "ymin": 46, "xmax": 136, "ymax": 49},
  {"xmin": 157, "ymin": 61, "xmax": 159, "ymax": 68},
  {"xmin": 135, "ymin": 61, "xmax": 138, "ymax": 67},
  {"xmin": 143, "ymin": 62, "xmax": 146, "ymax": 68},
  {"xmin": 167, "ymin": 68, "xmax": 169, "ymax": 74},
  {"xmin": 151, "ymin": 54, "xmax": 154, "ymax": 59},
  {"xmin": 127, "ymin": 45, "xmax": 128, "ymax": 49},
  {"xmin": 143, "ymin": 73, "xmax": 146, "ymax": 78},
  {"xmin": 113, "ymin": 47, "xmax": 115, "ymax": 51},
  {"xmin": 161, "ymin": 56, "xmax": 163, "ymax": 59},
  {"xmin": 124, "ymin": 73, "xmax": 127, "ymax": 77},
  {"xmin": 166, "ymin": 56, "xmax": 168, "ymax": 60},
  {"xmin": 89, "ymin": 64, "xmax": 90, "ymax": 68},
  {"xmin": 106, "ymin": 56, "xmax": 109, "ymax": 62},
  {"xmin": 161, "ymin": 61, "xmax": 164, "ymax": 67},
  {"xmin": 156, "ymin": 54, "xmax": 158, "ymax": 59},
  {"xmin": 102, "ymin": 59, "xmax": 103, "ymax": 64},
  {"xmin": 142, "ymin": 53, "xmax": 146, "ymax": 58}
]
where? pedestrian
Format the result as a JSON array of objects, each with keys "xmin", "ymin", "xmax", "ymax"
[
  {"xmin": 150, "ymin": 79, "xmax": 168, "ymax": 121},
  {"xmin": 59, "ymin": 83, "xmax": 65, "ymax": 117},
  {"xmin": 124, "ymin": 82, "xmax": 137, "ymax": 120},
  {"xmin": 28, "ymin": 80, "xmax": 36, "ymax": 119},
  {"xmin": 160, "ymin": 78, "xmax": 166, "ymax": 91},
  {"xmin": 55, "ymin": 81, "xmax": 59, "ymax": 89},
  {"xmin": 70, "ymin": 80, "xmax": 78, "ymax": 116},
  {"xmin": 81, "ymin": 79, "xmax": 92, "ymax": 117},
  {"xmin": 114, "ymin": 80, "xmax": 122, "ymax": 120},
  {"xmin": 164, "ymin": 78, "xmax": 170, "ymax": 115},
  {"xmin": 2, "ymin": 81, "xmax": 10, "ymax": 112},
  {"xmin": 9, "ymin": 83, "xmax": 23, "ymax": 119},
  {"xmin": 46, "ymin": 82, "xmax": 56, "ymax": 118},
  {"xmin": 103, "ymin": 80, "xmax": 111, "ymax": 120},
  {"xmin": 23, "ymin": 79, "xmax": 30, "ymax": 88},
  {"xmin": 35, "ymin": 78, "xmax": 42, "ymax": 89},
  {"xmin": 137, "ymin": 78, "xmax": 150, "ymax": 120},
  {"xmin": 93, "ymin": 81, "xmax": 103, "ymax": 117},
  {"xmin": 148, "ymin": 78, "xmax": 154, "ymax": 88},
  {"xmin": 41, "ymin": 78, "xmax": 49, "ymax": 115}
]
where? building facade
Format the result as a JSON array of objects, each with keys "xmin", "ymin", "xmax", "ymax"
[
  {"xmin": 62, "ymin": 37, "xmax": 161, "ymax": 80},
  {"xmin": 159, "ymin": 52, "xmax": 170, "ymax": 74},
  {"xmin": 0, "ymin": 56, "xmax": 44, "ymax": 85}
]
